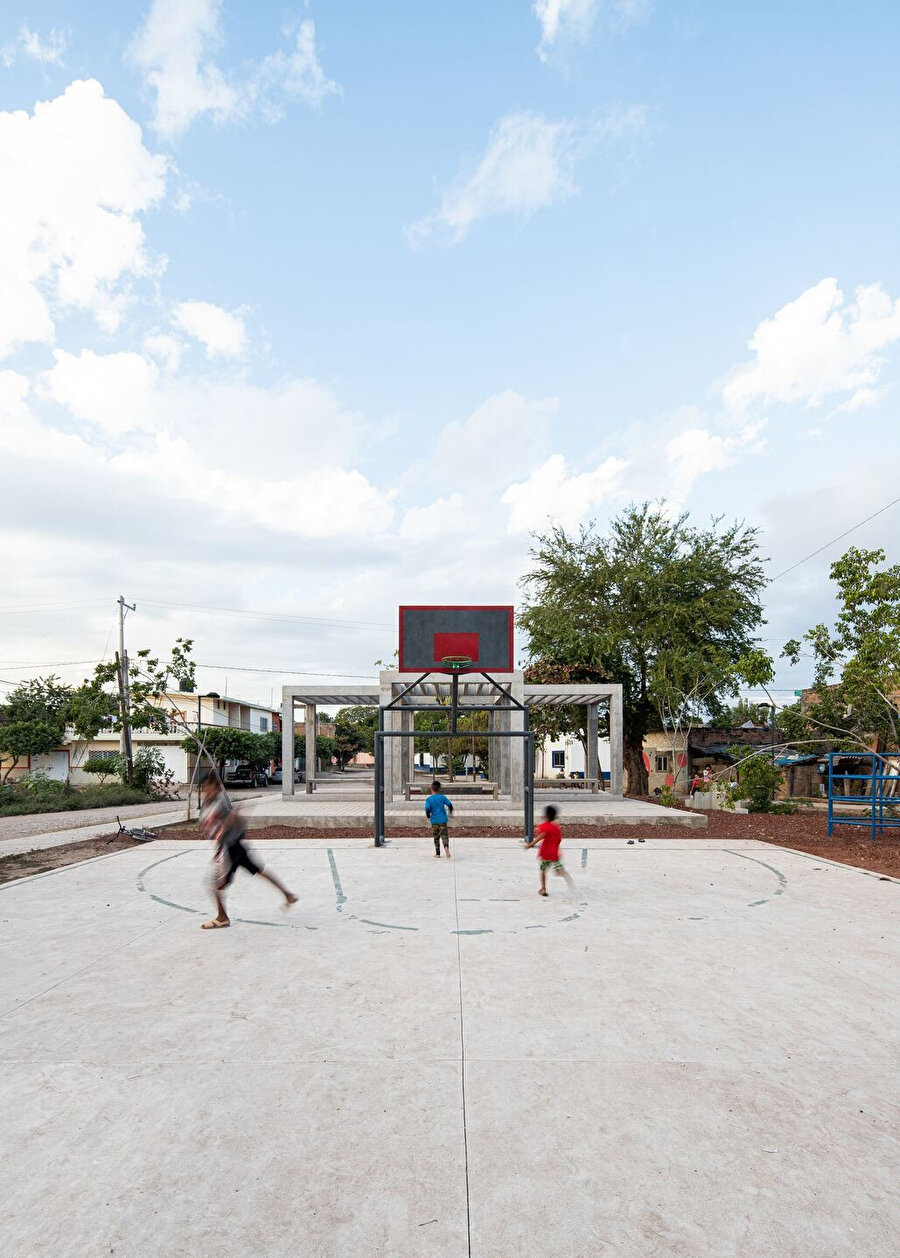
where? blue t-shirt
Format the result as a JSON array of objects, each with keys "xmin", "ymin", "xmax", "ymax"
[{"xmin": 425, "ymin": 792, "xmax": 453, "ymax": 824}]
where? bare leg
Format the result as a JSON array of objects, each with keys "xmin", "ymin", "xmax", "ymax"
[
  {"xmin": 202, "ymin": 890, "xmax": 230, "ymax": 928},
  {"xmin": 539, "ymin": 866, "xmax": 547, "ymax": 895},
  {"xmin": 258, "ymin": 869, "xmax": 297, "ymax": 907}
]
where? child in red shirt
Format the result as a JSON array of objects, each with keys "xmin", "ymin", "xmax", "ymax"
[{"xmin": 525, "ymin": 804, "xmax": 574, "ymax": 896}]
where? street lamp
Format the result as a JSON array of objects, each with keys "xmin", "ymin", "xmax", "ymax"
[{"xmin": 757, "ymin": 702, "xmax": 776, "ymax": 765}]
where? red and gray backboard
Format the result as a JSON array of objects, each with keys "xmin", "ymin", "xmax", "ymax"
[{"xmin": 398, "ymin": 606, "xmax": 515, "ymax": 673}]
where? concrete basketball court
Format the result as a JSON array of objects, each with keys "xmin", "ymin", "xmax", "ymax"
[{"xmin": 1, "ymin": 835, "xmax": 897, "ymax": 1256}]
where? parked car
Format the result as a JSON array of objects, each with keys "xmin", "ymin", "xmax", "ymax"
[
  {"xmin": 223, "ymin": 763, "xmax": 268, "ymax": 788},
  {"xmin": 268, "ymin": 765, "xmax": 304, "ymax": 785}
]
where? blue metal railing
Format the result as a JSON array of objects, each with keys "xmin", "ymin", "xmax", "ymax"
[{"xmin": 827, "ymin": 752, "xmax": 900, "ymax": 839}]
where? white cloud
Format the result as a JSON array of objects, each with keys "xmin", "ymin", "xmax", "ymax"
[
  {"xmin": 501, "ymin": 453, "xmax": 627, "ymax": 533},
  {"xmin": 0, "ymin": 79, "xmax": 166, "ymax": 359},
  {"xmin": 143, "ymin": 331, "xmax": 185, "ymax": 372},
  {"xmin": 173, "ymin": 300, "xmax": 247, "ymax": 357},
  {"xmin": 408, "ymin": 107, "xmax": 645, "ymax": 244},
  {"xmin": 128, "ymin": 1, "xmax": 337, "ymax": 140},
  {"xmin": 256, "ymin": 19, "xmax": 339, "ymax": 114},
  {"xmin": 534, "ymin": 0, "xmax": 651, "ymax": 60},
  {"xmin": 2, "ymin": 25, "xmax": 69, "ymax": 67},
  {"xmin": 42, "ymin": 349, "xmax": 159, "ymax": 436},
  {"xmin": 432, "ymin": 390, "xmax": 558, "ymax": 486},
  {"xmin": 722, "ymin": 278, "xmax": 900, "ymax": 414}
]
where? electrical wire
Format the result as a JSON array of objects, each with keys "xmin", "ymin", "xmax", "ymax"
[
  {"xmin": 195, "ymin": 663, "xmax": 378, "ymax": 679},
  {"xmin": 769, "ymin": 494, "xmax": 900, "ymax": 582},
  {"xmin": 0, "ymin": 600, "xmax": 107, "ymax": 615},
  {"xmin": 137, "ymin": 598, "xmax": 392, "ymax": 631}
]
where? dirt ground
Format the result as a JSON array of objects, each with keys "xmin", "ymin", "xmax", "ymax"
[
  {"xmin": 0, "ymin": 834, "xmax": 142, "ymax": 885},
  {"xmin": 158, "ymin": 810, "xmax": 900, "ymax": 879}
]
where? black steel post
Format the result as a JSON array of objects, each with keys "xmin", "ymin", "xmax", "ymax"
[{"xmin": 524, "ymin": 704, "xmax": 535, "ymax": 846}]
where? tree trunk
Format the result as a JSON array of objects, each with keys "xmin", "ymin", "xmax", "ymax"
[{"xmin": 624, "ymin": 736, "xmax": 648, "ymax": 797}]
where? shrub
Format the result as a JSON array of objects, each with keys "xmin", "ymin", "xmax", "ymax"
[
  {"xmin": 132, "ymin": 748, "xmax": 178, "ymax": 800},
  {"xmin": 727, "ymin": 748, "xmax": 784, "ymax": 813},
  {"xmin": 658, "ymin": 783, "xmax": 678, "ymax": 808},
  {"xmin": 75, "ymin": 784, "xmax": 152, "ymax": 809},
  {"xmin": 14, "ymin": 771, "xmax": 70, "ymax": 800},
  {"xmin": 82, "ymin": 754, "xmax": 124, "ymax": 785}
]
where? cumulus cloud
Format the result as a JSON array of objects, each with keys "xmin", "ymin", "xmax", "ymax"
[
  {"xmin": 0, "ymin": 79, "xmax": 166, "ymax": 359},
  {"xmin": 173, "ymin": 300, "xmax": 247, "ymax": 357},
  {"xmin": 722, "ymin": 278, "xmax": 900, "ymax": 414},
  {"xmin": 408, "ymin": 106, "xmax": 645, "ymax": 244},
  {"xmin": 2, "ymin": 25, "xmax": 69, "ymax": 67},
  {"xmin": 534, "ymin": 0, "xmax": 651, "ymax": 59},
  {"xmin": 42, "ymin": 349, "xmax": 160, "ymax": 436},
  {"xmin": 127, "ymin": 0, "xmax": 337, "ymax": 140},
  {"xmin": 501, "ymin": 453, "xmax": 627, "ymax": 533},
  {"xmin": 431, "ymin": 390, "xmax": 558, "ymax": 486}
]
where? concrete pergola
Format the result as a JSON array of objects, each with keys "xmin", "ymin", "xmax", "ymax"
[{"xmin": 281, "ymin": 673, "xmax": 623, "ymax": 800}]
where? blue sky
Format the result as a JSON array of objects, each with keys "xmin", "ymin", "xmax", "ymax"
[{"xmin": 1, "ymin": 1, "xmax": 899, "ymax": 705}]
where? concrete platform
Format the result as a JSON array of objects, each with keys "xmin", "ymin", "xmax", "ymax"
[
  {"xmin": 243, "ymin": 791, "xmax": 708, "ymax": 830},
  {"xmin": 1, "ymin": 835, "xmax": 897, "ymax": 1256}
]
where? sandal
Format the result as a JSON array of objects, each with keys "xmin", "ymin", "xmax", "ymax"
[{"xmin": 201, "ymin": 918, "xmax": 230, "ymax": 929}]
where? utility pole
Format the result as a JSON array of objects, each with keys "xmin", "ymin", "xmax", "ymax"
[{"xmin": 117, "ymin": 595, "xmax": 136, "ymax": 784}]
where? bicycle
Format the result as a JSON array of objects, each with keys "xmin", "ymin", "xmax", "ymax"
[{"xmin": 115, "ymin": 815, "xmax": 157, "ymax": 843}]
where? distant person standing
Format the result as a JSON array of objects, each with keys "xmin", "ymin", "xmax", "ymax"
[
  {"xmin": 199, "ymin": 773, "xmax": 297, "ymax": 928},
  {"xmin": 425, "ymin": 779, "xmax": 454, "ymax": 859}
]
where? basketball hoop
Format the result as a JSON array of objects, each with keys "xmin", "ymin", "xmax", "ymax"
[{"xmin": 441, "ymin": 655, "xmax": 472, "ymax": 672}]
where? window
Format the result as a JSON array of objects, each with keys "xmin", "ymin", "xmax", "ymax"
[
  {"xmin": 259, "ymin": 717, "xmax": 268, "ymax": 732},
  {"xmin": 91, "ymin": 750, "xmax": 120, "ymax": 761},
  {"xmin": 655, "ymin": 752, "xmax": 672, "ymax": 773},
  {"xmin": 551, "ymin": 750, "xmax": 565, "ymax": 769}
]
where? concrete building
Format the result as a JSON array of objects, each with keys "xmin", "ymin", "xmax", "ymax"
[{"xmin": 19, "ymin": 691, "xmax": 281, "ymax": 785}]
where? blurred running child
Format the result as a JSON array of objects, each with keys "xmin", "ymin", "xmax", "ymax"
[
  {"xmin": 425, "ymin": 779, "xmax": 454, "ymax": 859},
  {"xmin": 524, "ymin": 804, "xmax": 575, "ymax": 896},
  {"xmin": 199, "ymin": 773, "xmax": 297, "ymax": 928}
]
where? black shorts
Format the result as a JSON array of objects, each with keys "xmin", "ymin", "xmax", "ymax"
[{"xmin": 221, "ymin": 838, "xmax": 262, "ymax": 887}]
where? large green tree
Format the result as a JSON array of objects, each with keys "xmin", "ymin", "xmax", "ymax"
[
  {"xmin": 519, "ymin": 503, "xmax": 769, "ymax": 796},
  {"xmin": 783, "ymin": 547, "xmax": 900, "ymax": 753},
  {"xmin": 0, "ymin": 676, "xmax": 72, "ymax": 783}
]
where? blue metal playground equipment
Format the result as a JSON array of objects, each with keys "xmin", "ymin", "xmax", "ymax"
[{"xmin": 827, "ymin": 752, "xmax": 900, "ymax": 839}]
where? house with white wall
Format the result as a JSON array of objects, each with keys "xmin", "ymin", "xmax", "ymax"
[{"xmin": 21, "ymin": 690, "xmax": 281, "ymax": 785}]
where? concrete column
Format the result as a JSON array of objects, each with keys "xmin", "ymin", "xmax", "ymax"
[
  {"xmin": 405, "ymin": 710, "xmax": 416, "ymax": 784},
  {"xmin": 509, "ymin": 673, "xmax": 525, "ymax": 806},
  {"xmin": 379, "ymin": 675, "xmax": 395, "ymax": 803},
  {"xmin": 398, "ymin": 709, "xmax": 413, "ymax": 794},
  {"xmin": 281, "ymin": 691, "xmax": 295, "ymax": 799},
  {"xmin": 305, "ymin": 702, "xmax": 316, "ymax": 795},
  {"xmin": 609, "ymin": 686, "xmax": 624, "ymax": 797},
  {"xmin": 586, "ymin": 702, "xmax": 600, "ymax": 791},
  {"xmin": 495, "ymin": 704, "xmax": 510, "ymax": 795}
]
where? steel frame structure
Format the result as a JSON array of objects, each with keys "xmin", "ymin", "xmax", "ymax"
[
  {"xmin": 374, "ymin": 669, "xmax": 535, "ymax": 848},
  {"xmin": 827, "ymin": 751, "xmax": 900, "ymax": 840}
]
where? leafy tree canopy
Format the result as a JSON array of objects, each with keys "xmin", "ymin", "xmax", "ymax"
[
  {"xmin": 519, "ymin": 503, "xmax": 769, "ymax": 796},
  {"xmin": 783, "ymin": 546, "xmax": 900, "ymax": 752}
]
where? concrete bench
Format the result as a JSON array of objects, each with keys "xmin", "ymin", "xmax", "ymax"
[
  {"xmin": 405, "ymin": 782, "xmax": 499, "ymax": 800},
  {"xmin": 535, "ymin": 778, "xmax": 604, "ymax": 794}
]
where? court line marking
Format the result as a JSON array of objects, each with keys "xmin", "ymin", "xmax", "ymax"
[
  {"xmin": 327, "ymin": 848, "xmax": 347, "ymax": 911},
  {"xmin": 725, "ymin": 848, "xmax": 788, "ymax": 907}
]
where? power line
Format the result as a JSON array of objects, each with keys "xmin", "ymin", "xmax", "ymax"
[
  {"xmin": 769, "ymin": 494, "xmax": 900, "ymax": 583},
  {"xmin": 196, "ymin": 662, "xmax": 377, "ymax": 679},
  {"xmin": 138, "ymin": 598, "xmax": 392, "ymax": 631},
  {"xmin": 0, "ymin": 600, "xmax": 107, "ymax": 615}
]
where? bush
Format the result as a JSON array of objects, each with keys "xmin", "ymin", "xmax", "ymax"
[
  {"xmin": 75, "ymin": 784, "xmax": 152, "ymax": 809},
  {"xmin": 14, "ymin": 770, "xmax": 70, "ymax": 800},
  {"xmin": 0, "ymin": 778, "xmax": 152, "ymax": 816},
  {"xmin": 727, "ymin": 748, "xmax": 784, "ymax": 813},
  {"xmin": 82, "ymin": 754, "xmax": 124, "ymax": 784},
  {"xmin": 131, "ymin": 747, "xmax": 178, "ymax": 801},
  {"xmin": 658, "ymin": 783, "xmax": 678, "ymax": 808}
]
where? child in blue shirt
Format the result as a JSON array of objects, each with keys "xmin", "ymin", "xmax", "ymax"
[{"xmin": 425, "ymin": 779, "xmax": 454, "ymax": 859}]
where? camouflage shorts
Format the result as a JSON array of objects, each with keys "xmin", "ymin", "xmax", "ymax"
[
  {"xmin": 540, "ymin": 859, "xmax": 564, "ymax": 873},
  {"xmin": 431, "ymin": 823, "xmax": 449, "ymax": 847}
]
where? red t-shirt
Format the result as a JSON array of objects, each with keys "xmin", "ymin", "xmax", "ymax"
[{"xmin": 536, "ymin": 820, "xmax": 562, "ymax": 861}]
